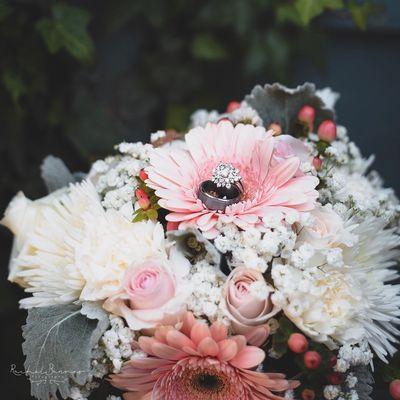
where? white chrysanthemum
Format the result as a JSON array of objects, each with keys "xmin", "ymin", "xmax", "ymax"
[
  {"xmin": 1, "ymin": 181, "xmax": 177, "ymax": 308},
  {"xmin": 275, "ymin": 214, "xmax": 400, "ymax": 362},
  {"xmin": 341, "ymin": 217, "xmax": 400, "ymax": 361}
]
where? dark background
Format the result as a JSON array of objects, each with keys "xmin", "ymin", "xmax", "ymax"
[{"xmin": 0, "ymin": 0, "xmax": 399, "ymax": 398}]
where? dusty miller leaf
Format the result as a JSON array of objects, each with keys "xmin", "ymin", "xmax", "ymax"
[
  {"xmin": 40, "ymin": 155, "xmax": 76, "ymax": 193},
  {"xmin": 22, "ymin": 303, "xmax": 109, "ymax": 400},
  {"xmin": 245, "ymin": 82, "xmax": 335, "ymax": 135}
]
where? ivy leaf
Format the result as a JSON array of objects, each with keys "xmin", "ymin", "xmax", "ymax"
[
  {"xmin": 22, "ymin": 303, "xmax": 109, "ymax": 400},
  {"xmin": 348, "ymin": 0, "xmax": 378, "ymax": 30},
  {"xmin": 294, "ymin": 0, "xmax": 343, "ymax": 26},
  {"xmin": 2, "ymin": 69, "xmax": 26, "ymax": 104},
  {"xmin": 191, "ymin": 34, "xmax": 228, "ymax": 61},
  {"xmin": 36, "ymin": 2, "xmax": 94, "ymax": 63}
]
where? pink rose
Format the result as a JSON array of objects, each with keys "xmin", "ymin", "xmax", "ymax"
[
  {"xmin": 224, "ymin": 267, "xmax": 280, "ymax": 346},
  {"xmin": 103, "ymin": 255, "xmax": 190, "ymax": 330}
]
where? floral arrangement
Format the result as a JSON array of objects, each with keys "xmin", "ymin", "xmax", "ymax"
[{"xmin": 2, "ymin": 83, "xmax": 400, "ymax": 400}]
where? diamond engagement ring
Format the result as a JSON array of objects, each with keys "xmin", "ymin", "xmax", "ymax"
[{"xmin": 198, "ymin": 162, "xmax": 243, "ymax": 211}]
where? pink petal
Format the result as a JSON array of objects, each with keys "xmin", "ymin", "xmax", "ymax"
[
  {"xmin": 198, "ymin": 337, "xmax": 219, "ymax": 357},
  {"xmin": 230, "ymin": 346, "xmax": 265, "ymax": 369}
]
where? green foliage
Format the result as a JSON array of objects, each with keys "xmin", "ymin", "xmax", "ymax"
[
  {"xmin": 349, "ymin": 0, "xmax": 381, "ymax": 30},
  {"xmin": 132, "ymin": 177, "xmax": 161, "ymax": 223},
  {"xmin": 380, "ymin": 351, "xmax": 400, "ymax": 382},
  {"xmin": 191, "ymin": 34, "xmax": 228, "ymax": 61},
  {"xmin": 271, "ymin": 316, "xmax": 296, "ymax": 357},
  {"xmin": 36, "ymin": 2, "xmax": 94, "ymax": 63},
  {"xmin": 0, "ymin": 0, "xmax": 382, "ymax": 219},
  {"xmin": 295, "ymin": 0, "xmax": 344, "ymax": 26}
]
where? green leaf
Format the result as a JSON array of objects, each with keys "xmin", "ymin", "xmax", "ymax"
[
  {"xmin": 22, "ymin": 303, "xmax": 109, "ymax": 400},
  {"xmin": 36, "ymin": 2, "xmax": 94, "ymax": 63},
  {"xmin": 191, "ymin": 34, "xmax": 228, "ymax": 61},
  {"xmin": 2, "ymin": 70, "xmax": 26, "ymax": 104},
  {"xmin": 294, "ymin": 0, "xmax": 343, "ymax": 26},
  {"xmin": 349, "ymin": 0, "xmax": 378, "ymax": 30}
]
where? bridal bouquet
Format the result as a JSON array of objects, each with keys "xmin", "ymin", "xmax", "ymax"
[{"xmin": 3, "ymin": 83, "xmax": 400, "ymax": 400}]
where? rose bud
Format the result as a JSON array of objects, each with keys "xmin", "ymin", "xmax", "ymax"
[
  {"xmin": 304, "ymin": 351, "xmax": 322, "ymax": 369},
  {"xmin": 223, "ymin": 267, "xmax": 280, "ymax": 346},
  {"xmin": 139, "ymin": 169, "xmax": 149, "ymax": 182},
  {"xmin": 327, "ymin": 372, "xmax": 344, "ymax": 385},
  {"xmin": 135, "ymin": 188, "xmax": 151, "ymax": 210},
  {"xmin": 317, "ymin": 120, "xmax": 337, "ymax": 142},
  {"xmin": 268, "ymin": 122, "xmax": 282, "ymax": 136},
  {"xmin": 313, "ymin": 156, "xmax": 322, "ymax": 171},
  {"xmin": 390, "ymin": 380, "xmax": 400, "ymax": 400},
  {"xmin": 301, "ymin": 389, "xmax": 315, "ymax": 400},
  {"xmin": 226, "ymin": 101, "xmax": 241, "ymax": 113},
  {"xmin": 298, "ymin": 105, "xmax": 316, "ymax": 131},
  {"xmin": 288, "ymin": 333, "xmax": 309, "ymax": 353}
]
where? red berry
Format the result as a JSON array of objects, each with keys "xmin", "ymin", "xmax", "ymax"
[
  {"xmin": 288, "ymin": 333, "xmax": 309, "ymax": 354},
  {"xmin": 317, "ymin": 120, "xmax": 337, "ymax": 142},
  {"xmin": 298, "ymin": 105, "xmax": 316, "ymax": 131},
  {"xmin": 390, "ymin": 380, "xmax": 400, "ymax": 399},
  {"xmin": 312, "ymin": 156, "xmax": 322, "ymax": 171},
  {"xmin": 139, "ymin": 169, "xmax": 149, "ymax": 182},
  {"xmin": 268, "ymin": 122, "xmax": 282, "ymax": 136},
  {"xmin": 304, "ymin": 351, "xmax": 322, "ymax": 369},
  {"xmin": 226, "ymin": 101, "xmax": 241, "ymax": 113},
  {"xmin": 135, "ymin": 188, "xmax": 151, "ymax": 210},
  {"xmin": 218, "ymin": 117, "xmax": 231, "ymax": 123},
  {"xmin": 301, "ymin": 389, "xmax": 315, "ymax": 400},
  {"xmin": 327, "ymin": 372, "xmax": 344, "ymax": 385},
  {"xmin": 166, "ymin": 221, "xmax": 180, "ymax": 231},
  {"xmin": 328, "ymin": 355, "xmax": 337, "ymax": 368}
]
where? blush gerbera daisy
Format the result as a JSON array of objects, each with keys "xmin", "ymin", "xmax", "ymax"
[
  {"xmin": 147, "ymin": 121, "xmax": 319, "ymax": 237},
  {"xmin": 110, "ymin": 312, "xmax": 299, "ymax": 400}
]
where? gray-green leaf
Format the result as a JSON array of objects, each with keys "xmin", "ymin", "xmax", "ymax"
[
  {"xmin": 245, "ymin": 82, "xmax": 335, "ymax": 135},
  {"xmin": 22, "ymin": 303, "xmax": 109, "ymax": 400}
]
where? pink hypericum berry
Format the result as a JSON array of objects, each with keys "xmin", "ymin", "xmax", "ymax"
[
  {"xmin": 135, "ymin": 188, "xmax": 151, "ymax": 210},
  {"xmin": 288, "ymin": 333, "xmax": 309, "ymax": 354},
  {"xmin": 301, "ymin": 389, "xmax": 316, "ymax": 400},
  {"xmin": 268, "ymin": 122, "xmax": 282, "ymax": 136},
  {"xmin": 313, "ymin": 156, "xmax": 322, "ymax": 171},
  {"xmin": 304, "ymin": 351, "xmax": 322, "ymax": 370},
  {"xmin": 327, "ymin": 372, "xmax": 344, "ymax": 385},
  {"xmin": 139, "ymin": 169, "xmax": 149, "ymax": 182},
  {"xmin": 317, "ymin": 120, "xmax": 337, "ymax": 142},
  {"xmin": 328, "ymin": 355, "xmax": 337, "ymax": 368},
  {"xmin": 390, "ymin": 380, "xmax": 400, "ymax": 399},
  {"xmin": 226, "ymin": 101, "xmax": 241, "ymax": 113},
  {"xmin": 298, "ymin": 105, "xmax": 316, "ymax": 131},
  {"xmin": 166, "ymin": 221, "xmax": 180, "ymax": 231}
]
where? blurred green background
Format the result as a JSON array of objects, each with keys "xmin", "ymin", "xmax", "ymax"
[{"xmin": 0, "ymin": 0, "xmax": 399, "ymax": 398}]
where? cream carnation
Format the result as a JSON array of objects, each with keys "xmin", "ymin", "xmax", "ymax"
[{"xmin": 271, "ymin": 262, "xmax": 365, "ymax": 348}]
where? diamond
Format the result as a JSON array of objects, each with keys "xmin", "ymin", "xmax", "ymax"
[{"xmin": 211, "ymin": 163, "xmax": 241, "ymax": 189}]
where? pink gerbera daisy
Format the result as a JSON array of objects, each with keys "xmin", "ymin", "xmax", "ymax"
[
  {"xmin": 110, "ymin": 312, "xmax": 299, "ymax": 399},
  {"xmin": 147, "ymin": 121, "xmax": 319, "ymax": 238}
]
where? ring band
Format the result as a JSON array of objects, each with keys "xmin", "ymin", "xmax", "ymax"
[{"xmin": 198, "ymin": 180, "xmax": 241, "ymax": 211}]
